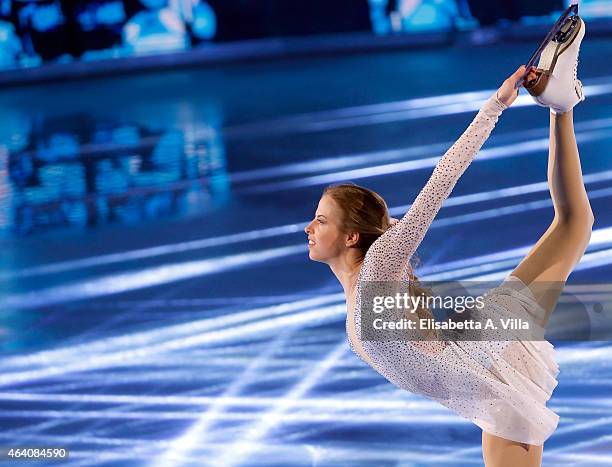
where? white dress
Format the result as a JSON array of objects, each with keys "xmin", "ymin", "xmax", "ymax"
[{"xmin": 346, "ymin": 93, "xmax": 560, "ymax": 446}]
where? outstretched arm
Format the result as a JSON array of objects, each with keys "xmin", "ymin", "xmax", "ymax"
[{"xmin": 360, "ymin": 66, "xmax": 526, "ymax": 282}]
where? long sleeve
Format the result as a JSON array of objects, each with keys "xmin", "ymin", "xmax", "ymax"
[{"xmin": 360, "ymin": 92, "xmax": 508, "ymax": 282}]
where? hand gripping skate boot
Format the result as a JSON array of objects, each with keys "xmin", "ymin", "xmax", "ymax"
[{"xmin": 523, "ymin": 13, "xmax": 586, "ymax": 114}]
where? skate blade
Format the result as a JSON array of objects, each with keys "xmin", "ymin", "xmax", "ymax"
[
  {"xmin": 518, "ymin": 3, "xmax": 579, "ymax": 88},
  {"xmin": 524, "ymin": 16, "xmax": 582, "ymax": 97},
  {"xmin": 537, "ymin": 16, "xmax": 582, "ymax": 73}
]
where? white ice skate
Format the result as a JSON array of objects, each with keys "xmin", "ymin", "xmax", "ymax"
[{"xmin": 523, "ymin": 12, "xmax": 586, "ymax": 114}]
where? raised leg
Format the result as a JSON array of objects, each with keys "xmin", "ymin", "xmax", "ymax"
[{"xmin": 510, "ymin": 109, "xmax": 594, "ymax": 326}]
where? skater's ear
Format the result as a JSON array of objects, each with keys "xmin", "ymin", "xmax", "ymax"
[{"xmin": 345, "ymin": 231, "xmax": 360, "ymax": 248}]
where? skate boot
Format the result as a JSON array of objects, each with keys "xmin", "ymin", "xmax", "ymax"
[{"xmin": 524, "ymin": 15, "xmax": 586, "ymax": 114}]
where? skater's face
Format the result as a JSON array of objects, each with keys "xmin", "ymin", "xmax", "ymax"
[{"xmin": 304, "ymin": 195, "xmax": 349, "ymax": 263}]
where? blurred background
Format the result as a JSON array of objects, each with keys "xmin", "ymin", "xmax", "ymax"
[
  {"xmin": 1, "ymin": 0, "xmax": 612, "ymax": 466},
  {"xmin": 0, "ymin": 0, "xmax": 610, "ymax": 76}
]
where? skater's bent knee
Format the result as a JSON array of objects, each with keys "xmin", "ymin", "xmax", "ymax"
[
  {"xmin": 555, "ymin": 210, "xmax": 594, "ymax": 229},
  {"xmin": 482, "ymin": 431, "xmax": 543, "ymax": 467}
]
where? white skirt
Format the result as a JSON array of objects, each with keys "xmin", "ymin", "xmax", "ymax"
[
  {"xmin": 451, "ymin": 275, "xmax": 560, "ymax": 445},
  {"xmin": 358, "ymin": 274, "xmax": 560, "ymax": 446}
]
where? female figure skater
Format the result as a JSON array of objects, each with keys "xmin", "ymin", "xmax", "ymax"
[{"xmin": 304, "ymin": 17, "xmax": 593, "ymax": 467}]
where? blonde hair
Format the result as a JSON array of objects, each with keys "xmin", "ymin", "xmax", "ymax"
[{"xmin": 323, "ymin": 182, "xmax": 441, "ymax": 341}]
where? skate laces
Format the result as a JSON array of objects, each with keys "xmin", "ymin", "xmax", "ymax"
[
  {"xmin": 573, "ymin": 55, "xmax": 579, "ymax": 81},
  {"xmin": 574, "ymin": 53, "xmax": 584, "ymax": 99}
]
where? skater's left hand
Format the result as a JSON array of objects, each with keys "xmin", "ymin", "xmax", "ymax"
[{"xmin": 496, "ymin": 65, "xmax": 527, "ymax": 107}]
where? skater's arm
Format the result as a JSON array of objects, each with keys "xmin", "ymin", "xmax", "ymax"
[
  {"xmin": 359, "ymin": 66, "xmax": 526, "ymax": 281},
  {"xmin": 360, "ymin": 93, "xmax": 507, "ymax": 281}
]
